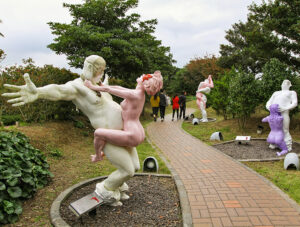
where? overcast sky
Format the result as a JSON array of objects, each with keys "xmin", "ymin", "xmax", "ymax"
[{"xmin": 0, "ymin": 0, "xmax": 262, "ymax": 73}]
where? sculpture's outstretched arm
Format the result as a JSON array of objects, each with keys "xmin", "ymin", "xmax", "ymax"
[
  {"xmin": 2, "ymin": 73, "xmax": 77, "ymax": 107},
  {"xmin": 84, "ymin": 80, "xmax": 136, "ymax": 99},
  {"xmin": 208, "ymin": 75, "xmax": 214, "ymax": 88},
  {"xmin": 196, "ymin": 87, "xmax": 210, "ymax": 93},
  {"xmin": 262, "ymin": 117, "xmax": 269, "ymax": 123}
]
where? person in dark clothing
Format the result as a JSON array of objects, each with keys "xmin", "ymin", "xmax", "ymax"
[
  {"xmin": 159, "ymin": 89, "xmax": 167, "ymax": 122},
  {"xmin": 179, "ymin": 91, "xmax": 187, "ymax": 120}
]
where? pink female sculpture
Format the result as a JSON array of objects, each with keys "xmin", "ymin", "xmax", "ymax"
[
  {"xmin": 262, "ymin": 104, "xmax": 288, "ymax": 156},
  {"xmin": 2, "ymin": 55, "xmax": 163, "ymax": 206},
  {"xmin": 196, "ymin": 75, "xmax": 214, "ymax": 122},
  {"xmin": 84, "ymin": 71, "xmax": 163, "ymax": 163}
]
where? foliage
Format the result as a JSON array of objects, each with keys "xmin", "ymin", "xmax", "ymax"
[
  {"xmin": 227, "ymin": 68, "xmax": 260, "ymax": 129},
  {"xmin": 260, "ymin": 58, "xmax": 300, "ymax": 104},
  {"xmin": 219, "ymin": 0, "xmax": 300, "ymax": 73},
  {"xmin": 0, "ymin": 115, "xmax": 21, "ymax": 126},
  {"xmin": 48, "ymin": 0, "xmax": 176, "ymax": 86},
  {"xmin": 0, "ymin": 130, "xmax": 52, "ymax": 224},
  {"xmin": 0, "ymin": 59, "xmax": 79, "ymax": 122},
  {"xmin": 207, "ymin": 71, "xmax": 231, "ymax": 120},
  {"xmin": 167, "ymin": 55, "xmax": 226, "ymax": 95}
]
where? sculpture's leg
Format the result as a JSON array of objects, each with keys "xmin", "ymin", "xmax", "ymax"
[
  {"xmin": 95, "ymin": 145, "xmax": 138, "ymax": 206},
  {"xmin": 282, "ymin": 111, "xmax": 292, "ymax": 151},
  {"xmin": 119, "ymin": 147, "xmax": 140, "ymax": 201},
  {"xmin": 200, "ymin": 102, "xmax": 208, "ymax": 122},
  {"xmin": 91, "ymin": 136, "xmax": 105, "ymax": 162}
]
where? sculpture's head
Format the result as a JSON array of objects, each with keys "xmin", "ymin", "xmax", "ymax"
[
  {"xmin": 81, "ymin": 55, "xmax": 106, "ymax": 84},
  {"xmin": 270, "ymin": 104, "xmax": 280, "ymax": 115},
  {"xmin": 281, "ymin": 80, "xmax": 291, "ymax": 91},
  {"xmin": 137, "ymin": 70, "xmax": 163, "ymax": 96}
]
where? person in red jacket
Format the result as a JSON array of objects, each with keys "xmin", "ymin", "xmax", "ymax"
[{"xmin": 172, "ymin": 94, "xmax": 179, "ymax": 121}]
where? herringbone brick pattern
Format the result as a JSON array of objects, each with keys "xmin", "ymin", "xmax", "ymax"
[{"xmin": 147, "ymin": 110, "xmax": 300, "ymax": 227}]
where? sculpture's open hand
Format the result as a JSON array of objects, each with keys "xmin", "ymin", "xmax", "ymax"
[{"xmin": 2, "ymin": 73, "xmax": 38, "ymax": 107}]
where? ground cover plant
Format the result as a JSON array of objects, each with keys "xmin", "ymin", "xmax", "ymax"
[
  {"xmin": 0, "ymin": 131, "xmax": 52, "ymax": 225},
  {"xmin": 183, "ymin": 101, "xmax": 300, "ymax": 205}
]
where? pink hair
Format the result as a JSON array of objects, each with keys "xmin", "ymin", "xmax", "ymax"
[{"xmin": 143, "ymin": 70, "xmax": 163, "ymax": 95}]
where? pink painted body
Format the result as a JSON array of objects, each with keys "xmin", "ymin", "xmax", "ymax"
[
  {"xmin": 196, "ymin": 75, "xmax": 214, "ymax": 109},
  {"xmin": 84, "ymin": 71, "xmax": 163, "ymax": 162}
]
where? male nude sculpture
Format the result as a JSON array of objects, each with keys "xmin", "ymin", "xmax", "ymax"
[
  {"xmin": 266, "ymin": 80, "xmax": 298, "ymax": 151},
  {"xmin": 2, "ymin": 55, "xmax": 163, "ymax": 206}
]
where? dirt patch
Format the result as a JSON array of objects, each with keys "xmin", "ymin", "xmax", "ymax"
[
  {"xmin": 214, "ymin": 139, "xmax": 300, "ymax": 160},
  {"xmin": 60, "ymin": 175, "xmax": 182, "ymax": 227}
]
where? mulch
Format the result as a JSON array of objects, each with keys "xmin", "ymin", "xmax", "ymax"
[
  {"xmin": 213, "ymin": 139, "xmax": 300, "ymax": 160},
  {"xmin": 60, "ymin": 175, "xmax": 182, "ymax": 227}
]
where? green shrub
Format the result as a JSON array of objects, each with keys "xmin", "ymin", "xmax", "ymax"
[
  {"xmin": 0, "ymin": 115, "xmax": 21, "ymax": 126},
  {"xmin": 0, "ymin": 58, "xmax": 79, "ymax": 123},
  {"xmin": 0, "ymin": 130, "xmax": 53, "ymax": 224}
]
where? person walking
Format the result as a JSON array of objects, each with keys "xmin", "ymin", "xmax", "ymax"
[
  {"xmin": 159, "ymin": 89, "xmax": 167, "ymax": 122},
  {"xmin": 172, "ymin": 94, "xmax": 179, "ymax": 121},
  {"xmin": 150, "ymin": 93, "xmax": 160, "ymax": 121},
  {"xmin": 179, "ymin": 91, "xmax": 187, "ymax": 120}
]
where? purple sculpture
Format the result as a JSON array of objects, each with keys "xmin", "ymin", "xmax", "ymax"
[{"xmin": 262, "ymin": 104, "xmax": 288, "ymax": 156}]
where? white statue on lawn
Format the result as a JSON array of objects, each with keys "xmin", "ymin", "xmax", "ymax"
[
  {"xmin": 2, "ymin": 55, "xmax": 163, "ymax": 206},
  {"xmin": 196, "ymin": 75, "xmax": 214, "ymax": 122},
  {"xmin": 266, "ymin": 79, "xmax": 298, "ymax": 151}
]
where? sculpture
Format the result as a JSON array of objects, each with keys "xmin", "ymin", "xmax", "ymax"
[
  {"xmin": 266, "ymin": 80, "xmax": 298, "ymax": 151},
  {"xmin": 2, "ymin": 55, "xmax": 163, "ymax": 206},
  {"xmin": 262, "ymin": 104, "xmax": 288, "ymax": 156},
  {"xmin": 196, "ymin": 75, "xmax": 214, "ymax": 122}
]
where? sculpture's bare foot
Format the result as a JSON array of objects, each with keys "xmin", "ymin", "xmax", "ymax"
[
  {"xmin": 91, "ymin": 152, "xmax": 104, "ymax": 162},
  {"xmin": 277, "ymin": 150, "xmax": 288, "ymax": 156},
  {"xmin": 119, "ymin": 182, "xmax": 130, "ymax": 200},
  {"xmin": 110, "ymin": 201, "xmax": 123, "ymax": 206},
  {"xmin": 269, "ymin": 144, "xmax": 276, "ymax": 150},
  {"xmin": 95, "ymin": 181, "xmax": 121, "ymax": 205}
]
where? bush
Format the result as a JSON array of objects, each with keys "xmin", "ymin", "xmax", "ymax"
[
  {"xmin": 0, "ymin": 130, "xmax": 53, "ymax": 224},
  {"xmin": 0, "ymin": 115, "xmax": 21, "ymax": 126},
  {"xmin": 0, "ymin": 58, "xmax": 79, "ymax": 123}
]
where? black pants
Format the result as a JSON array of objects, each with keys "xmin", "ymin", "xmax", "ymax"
[
  {"xmin": 172, "ymin": 109, "xmax": 179, "ymax": 119},
  {"xmin": 152, "ymin": 107, "xmax": 159, "ymax": 117},
  {"xmin": 180, "ymin": 106, "xmax": 186, "ymax": 119},
  {"xmin": 160, "ymin": 106, "xmax": 166, "ymax": 119}
]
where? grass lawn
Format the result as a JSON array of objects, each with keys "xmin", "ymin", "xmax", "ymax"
[
  {"xmin": 182, "ymin": 100, "xmax": 300, "ymax": 205},
  {"xmin": 2, "ymin": 103, "xmax": 170, "ymax": 226}
]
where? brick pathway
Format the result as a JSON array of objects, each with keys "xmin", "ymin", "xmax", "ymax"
[{"xmin": 146, "ymin": 110, "xmax": 300, "ymax": 227}]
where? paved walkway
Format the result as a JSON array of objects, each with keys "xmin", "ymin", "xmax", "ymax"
[{"xmin": 146, "ymin": 109, "xmax": 300, "ymax": 227}]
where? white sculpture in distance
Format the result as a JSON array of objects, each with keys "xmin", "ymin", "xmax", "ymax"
[
  {"xmin": 196, "ymin": 75, "xmax": 214, "ymax": 122},
  {"xmin": 266, "ymin": 80, "xmax": 298, "ymax": 151}
]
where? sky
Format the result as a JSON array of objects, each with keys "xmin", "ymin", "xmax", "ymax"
[{"xmin": 0, "ymin": 0, "xmax": 262, "ymax": 73}]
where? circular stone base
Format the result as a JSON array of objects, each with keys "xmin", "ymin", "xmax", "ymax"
[
  {"xmin": 50, "ymin": 174, "xmax": 184, "ymax": 227},
  {"xmin": 198, "ymin": 118, "xmax": 216, "ymax": 123}
]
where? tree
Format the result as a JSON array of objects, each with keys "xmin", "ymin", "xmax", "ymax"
[
  {"xmin": 219, "ymin": 0, "xmax": 300, "ymax": 73},
  {"xmin": 207, "ymin": 71, "xmax": 231, "ymax": 120},
  {"xmin": 48, "ymin": 0, "xmax": 175, "ymax": 86},
  {"xmin": 167, "ymin": 55, "xmax": 226, "ymax": 95},
  {"xmin": 227, "ymin": 68, "xmax": 260, "ymax": 129}
]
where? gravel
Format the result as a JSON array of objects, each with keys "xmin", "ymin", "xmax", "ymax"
[{"xmin": 60, "ymin": 175, "xmax": 182, "ymax": 227}]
